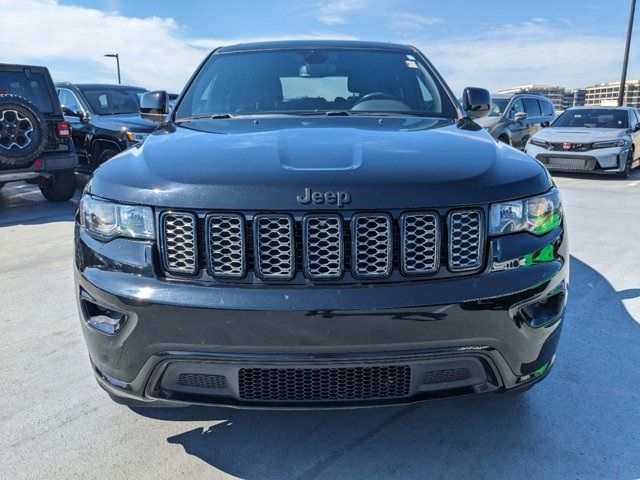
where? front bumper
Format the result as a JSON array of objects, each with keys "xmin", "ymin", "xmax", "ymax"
[
  {"xmin": 526, "ymin": 143, "xmax": 629, "ymax": 173},
  {"xmin": 75, "ymin": 222, "xmax": 568, "ymax": 408}
]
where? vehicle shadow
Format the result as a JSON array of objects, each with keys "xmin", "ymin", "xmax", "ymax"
[
  {"xmin": 132, "ymin": 256, "xmax": 640, "ymax": 479},
  {"xmin": 0, "ymin": 175, "xmax": 88, "ymax": 227}
]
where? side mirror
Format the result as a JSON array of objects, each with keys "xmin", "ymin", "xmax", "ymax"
[
  {"xmin": 462, "ymin": 87, "xmax": 491, "ymax": 119},
  {"xmin": 140, "ymin": 91, "xmax": 168, "ymax": 123},
  {"xmin": 514, "ymin": 112, "xmax": 528, "ymax": 123},
  {"xmin": 634, "ymin": 123, "xmax": 640, "ymax": 132},
  {"xmin": 62, "ymin": 106, "xmax": 83, "ymax": 118}
]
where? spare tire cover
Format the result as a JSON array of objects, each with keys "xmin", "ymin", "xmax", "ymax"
[{"xmin": 0, "ymin": 94, "xmax": 48, "ymax": 168}]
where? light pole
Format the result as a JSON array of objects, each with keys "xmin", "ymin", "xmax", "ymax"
[
  {"xmin": 104, "ymin": 53, "xmax": 121, "ymax": 85},
  {"xmin": 618, "ymin": 0, "xmax": 636, "ymax": 106}
]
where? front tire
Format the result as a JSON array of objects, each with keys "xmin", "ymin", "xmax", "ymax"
[
  {"xmin": 497, "ymin": 134, "xmax": 510, "ymax": 146},
  {"xmin": 617, "ymin": 149, "xmax": 633, "ymax": 179},
  {"xmin": 38, "ymin": 169, "xmax": 76, "ymax": 202},
  {"xmin": 96, "ymin": 148, "xmax": 119, "ymax": 169}
]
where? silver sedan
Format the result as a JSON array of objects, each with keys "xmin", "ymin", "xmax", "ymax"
[{"xmin": 525, "ymin": 106, "xmax": 640, "ymax": 178}]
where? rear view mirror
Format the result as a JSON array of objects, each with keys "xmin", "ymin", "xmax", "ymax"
[
  {"xmin": 462, "ymin": 87, "xmax": 491, "ymax": 119},
  {"xmin": 140, "ymin": 91, "xmax": 168, "ymax": 123}
]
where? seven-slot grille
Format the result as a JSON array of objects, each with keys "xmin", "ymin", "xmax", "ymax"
[{"xmin": 159, "ymin": 209, "xmax": 486, "ymax": 281}]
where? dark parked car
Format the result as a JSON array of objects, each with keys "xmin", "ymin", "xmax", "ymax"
[
  {"xmin": 75, "ymin": 41, "xmax": 567, "ymax": 409},
  {"xmin": 0, "ymin": 64, "xmax": 77, "ymax": 201},
  {"xmin": 55, "ymin": 83, "xmax": 156, "ymax": 172},
  {"xmin": 475, "ymin": 93, "xmax": 556, "ymax": 150}
]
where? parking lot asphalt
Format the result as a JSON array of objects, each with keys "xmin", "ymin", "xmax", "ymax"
[{"xmin": 1, "ymin": 171, "xmax": 639, "ymax": 480}]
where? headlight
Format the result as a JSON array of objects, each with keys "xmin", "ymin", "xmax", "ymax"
[
  {"xmin": 126, "ymin": 131, "xmax": 149, "ymax": 143},
  {"xmin": 489, "ymin": 189, "xmax": 562, "ymax": 236},
  {"xmin": 528, "ymin": 138, "xmax": 549, "ymax": 148},
  {"xmin": 80, "ymin": 195, "xmax": 154, "ymax": 241},
  {"xmin": 592, "ymin": 139, "xmax": 626, "ymax": 149}
]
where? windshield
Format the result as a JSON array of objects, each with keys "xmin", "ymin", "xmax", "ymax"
[
  {"xmin": 175, "ymin": 48, "xmax": 457, "ymax": 119},
  {"xmin": 80, "ymin": 87, "xmax": 146, "ymax": 115},
  {"xmin": 0, "ymin": 70, "xmax": 55, "ymax": 114},
  {"xmin": 489, "ymin": 98, "xmax": 509, "ymax": 117},
  {"xmin": 552, "ymin": 109, "xmax": 629, "ymax": 129}
]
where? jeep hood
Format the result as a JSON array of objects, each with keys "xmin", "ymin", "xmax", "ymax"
[{"xmin": 89, "ymin": 116, "xmax": 552, "ymax": 210}]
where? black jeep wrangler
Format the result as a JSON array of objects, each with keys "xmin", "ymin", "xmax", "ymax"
[
  {"xmin": 75, "ymin": 41, "xmax": 567, "ymax": 409},
  {"xmin": 0, "ymin": 64, "xmax": 77, "ymax": 201}
]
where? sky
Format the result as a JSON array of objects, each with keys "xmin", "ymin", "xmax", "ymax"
[{"xmin": 0, "ymin": 0, "xmax": 637, "ymax": 95}]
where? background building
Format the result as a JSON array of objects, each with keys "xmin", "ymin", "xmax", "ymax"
[
  {"xmin": 585, "ymin": 80, "xmax": 640, "ymax": 107},
  {"xmin": 497, "ymin": 84, "xmax": 567, "ymax": 110},
  {"xmin": 563, "ymin": 89, "xmax": 586, "ymax": 109}
]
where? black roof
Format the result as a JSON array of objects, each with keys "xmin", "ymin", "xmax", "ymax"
[{"xmin": 216, "ymin": 40, "xmax": 415, "ymax": 54}]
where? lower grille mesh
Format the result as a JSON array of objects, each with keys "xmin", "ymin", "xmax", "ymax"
[
  {"xmin": 177, "ymin": 373, "xmax": 227, "ymax": 389},
  {"xmin": 238, "ymin": 365, "xmax": 411, "ymax": 402},
  {"xmin": 423, "ymin": 368, "xmax": 471, "ymax": 384}
]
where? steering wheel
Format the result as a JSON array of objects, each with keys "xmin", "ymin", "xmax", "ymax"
[{"xmin": 352, "ymin": 92, "xmax": 399, "ymax": 107}]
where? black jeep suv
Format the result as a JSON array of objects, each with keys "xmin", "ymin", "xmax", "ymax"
[
  {"xmin": 55, "ymin": 83, "xmax": 156, "ymax": 172},
  {"xmin": 75, "ymin": 41, "xmax": 567, "ymax": 408},
  {"xmin": 0, "ymin": 64, "xmax": 77, "ymax": 201}
]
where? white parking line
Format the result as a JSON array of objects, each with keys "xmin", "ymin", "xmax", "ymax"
[{"xmin": 626, "ymin": 181, "xmax": 640, "ymax": 187}]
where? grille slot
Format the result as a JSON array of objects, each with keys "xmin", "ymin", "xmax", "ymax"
[
  {"xmin": 160, "ymin": 212, "xmax": 198, "ymax": 275},
  {"xmin": 448, "ymin": 209, "xmax": 484, "ymax": 272},
  {"xmin": 351, "ymin": 213, "xmax": 392, "ymax": 278},
  {"xmin": 238, "ymin": 365, "xmax": 411, "ymax": 402},
  {"xmin": 423, "ymin": 368, "xmax": 471, "ymax": 384},
  {"xmin": 401, "ymin": 212, "xmax": 440, "ymax": 275},
  {"xmin": 254, "ymin": 214, "xmax": 295, "ymax": 280},
  {"xmin": 205, "ymin": 214, "xmax": 246, "ymax": 278},
  {"xmin": 177, "ymin": 373, "xmax": 227, "ymax": 389},
  {"xmin": 303, "ymin": 214, "xmax": 344, "ymax": 279}
]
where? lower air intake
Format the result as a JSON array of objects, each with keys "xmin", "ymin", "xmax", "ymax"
[
  {"xmin": 238, "ymin": 365, "xmax": 411, "ymax": 402},
  {"xmin": 423, "ymin": 368, "xmax": 471, "ymax": 384},
  {"xmin": 177, "ymin": 373, "xmax": 227, "ymax": 389}
]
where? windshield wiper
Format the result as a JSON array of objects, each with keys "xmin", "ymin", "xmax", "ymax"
[
  {"xmin": 175, "ymin": 113, "xmax": 234, "ymax": 123},
  {"xmin": 303, "ymin": 111, "xmax": 442, "ymax": 117}
]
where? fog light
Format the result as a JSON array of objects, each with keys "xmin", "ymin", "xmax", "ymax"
[
  {"xmin": 519, "ymin": 289, "xmax": 566, "ymax": 328},
  {"xmin": 81, "ymin": 299, "xmax": 127, "ymax": 335}
]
